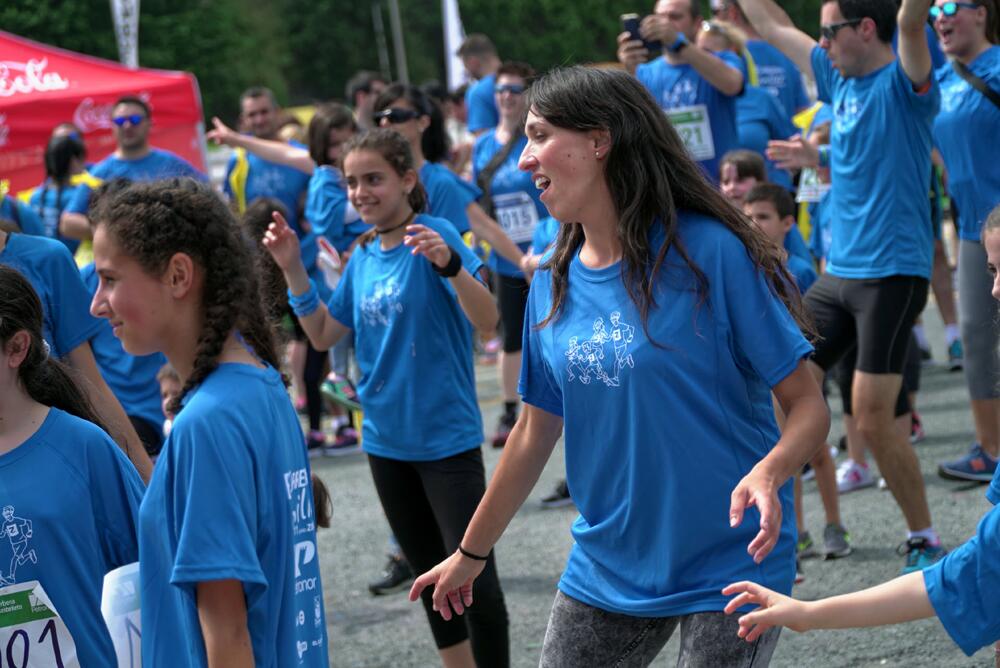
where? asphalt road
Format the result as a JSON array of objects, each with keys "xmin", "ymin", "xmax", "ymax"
[{"xmin": 312, "ymin": 307, "xmax": 996, "ymax": 667}]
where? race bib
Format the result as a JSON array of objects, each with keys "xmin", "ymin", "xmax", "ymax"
[
  {"xmin": 101, "ymin": 563, "xmax": 141, "ymax": 668},
  {"xmin": 667, "ymin": 105, "xmax": 715, "ymax": 161},
  {"xmin": 0, "ymin": 580, "xmax": 80, "ymax": 667},
  {"xmin": 796, "ymin": 168, "xmax": 832, "ymax": 203},
  {"xmin": 493, "ymin": 192, "xmax": 539, "ymax": 244}
]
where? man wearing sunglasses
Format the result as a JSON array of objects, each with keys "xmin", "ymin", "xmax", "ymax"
[
  {"xmin": 59, "ymin": 95, "xmax": 205, "ymax": 240},
  {"xmin": 739, "ymin": 0, "xmax": 946, "ymax": 575}
]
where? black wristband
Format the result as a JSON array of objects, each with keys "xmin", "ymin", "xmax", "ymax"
[
  {"xmin": 433, "ymin": 247, "xmax": 463, "ymax": 278},
  {"xmin": 458, "ymin": 545, "xmax": 489, "ymax": 561}
]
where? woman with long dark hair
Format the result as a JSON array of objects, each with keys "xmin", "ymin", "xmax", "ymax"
[
  {"xmin": 28, "ymin": 131, "xmax": 91, "ymax": 254},
  {"xmin": 411, "ymin": 66, "xmax": 829, "ymax": 666}
]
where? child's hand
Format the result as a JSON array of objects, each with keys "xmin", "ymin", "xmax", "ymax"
[
  {"xmin": 722, "ymin": 581, "xmax": 812, "ymax": 641},
  {"xmin": 262, "ymin": 211, "xmax": 303, "ymax": 273},
  {"xmin": 404, "ymin": 224, "xmax": 454, "ymax": 270},
  {"xmin": 766, "ymin": 134, "xmax": 819, "ymax": 171}
]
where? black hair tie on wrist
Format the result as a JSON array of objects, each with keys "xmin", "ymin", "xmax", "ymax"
[
  {"xmin": 433, "ymin": 247, "xmax": 462, "ymax": 278},
  {"xmin": 458, "ymin": 545, "xmax": 489, "ymax": 561}
]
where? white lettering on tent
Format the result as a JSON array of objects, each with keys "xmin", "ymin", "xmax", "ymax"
[
  {"xmin": 73, "ymin": 98, "xmax": 116, "ymax": 132},
  {"xmin": 0, "ymin": 59, "xmax": 69, "ymax": 98}
]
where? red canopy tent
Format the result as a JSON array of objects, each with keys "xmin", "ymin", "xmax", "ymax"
[{"xmin": 0, "ymin": 30, "xmax": 207, "ymax": 195}]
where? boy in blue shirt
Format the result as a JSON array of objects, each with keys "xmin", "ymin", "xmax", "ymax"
[{"xmin": 458, "ymin": 34, "xmax": 501, "ymax": 135}]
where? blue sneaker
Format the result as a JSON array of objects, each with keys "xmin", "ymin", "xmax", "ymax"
[
  {"xmin": 947, "ymin": 339, "xmax": 964, "ymax": 372},
  {"xmin": 898, "ymin": 538, "xmax": 946, "ymax": 574},
  {"xmin": 938, "ymin": 443, "xmax": 998, "ymax": 483}
]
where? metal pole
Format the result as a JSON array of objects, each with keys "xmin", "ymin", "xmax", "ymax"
[
  {"xmin": 386, "ymin": 0, "xmax": 409, "ymax": 84},
  {"xmin": 372, "ymin": 1, "xmax": 392, "ymax": 81}
]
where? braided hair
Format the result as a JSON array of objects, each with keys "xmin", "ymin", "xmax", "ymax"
[{"xmin": 95, "ymin": 178, "xmax": 284, "ymax": 414}]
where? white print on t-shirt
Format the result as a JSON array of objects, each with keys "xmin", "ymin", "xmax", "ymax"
[
  {"xmin": 662, "ymin": 78, "xmax": 697, "ymax": 110},
  {"xmin": 361, "ymin": 278, "xmax": 404, "ymax": 327},
  {"xmin": 249, "ymin": 164, "xmax": 292, "ymax": 196},
  {"xmin": 941, "ymin": 79, "xmax": 970, "ymax": 114},
  {"xmin": 834, "ymin": 95, "xmax": 863, "ymax": 134},
  {"xmin": 283, "ymin": 466, "xmax": 325, "ymax": 659},
  {"xmin": 564, "ymin": 311, "xmax": 636, "ymax": 388},
  {"xmin": 0, "ymin": 505, "xmax": 37, "ymax": 586}
]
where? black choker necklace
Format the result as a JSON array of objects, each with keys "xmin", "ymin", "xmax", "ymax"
[{"xmin": 376, "ymin": 211, "xmax": 416, "ymax": 235}]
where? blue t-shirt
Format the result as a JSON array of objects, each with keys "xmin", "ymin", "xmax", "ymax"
[
  {"xmin": 0, "ymin": 408, "xmax": 144, "ymax": 667},
  {"xmin": 224, "ymin": 142, "xmax": 312, "ymax": 236},
  {"xmin": 636, "ymin": 52, "xmax": 743, "ymax": 181},
  {"xmin": 304, "ymin": 165, "xmax": 370, "ymax": 253},
  {"xmin": 808, "ymin": 194, "xmax": 834, "ymax": 262},
  {"xmin": 80, "ymin": 263, "xmax": 167, "ymax": 430},
  {"xmin": 0, "ymin": 195, "xmax": 44, "ymax": 237},
  {"xmin": 924, "ymin": 466, "xmax": 1000, "ymax": 656},
  {"xmin": 519, "ymin": 213, "xmax": 812, "ymax": 616},
  {"xmin": 812, "ymin": 47, "xmax": 939, "ymax": 279},
  {"xmin": 420, "ymin": 161, "xmax": 481, "ymax": 235},
  {"xmin": 787, "ymin": 253, "xmax": 817, "ymax": 295},
  {"xmin": 0, "ymin": 233, "xmax": 103, "ymax": 359},
  {"xmin": 465, "ymin": 73, "xmax": 499, "ymax": 133},
  {"xmin": 933, "ymin": 47, "xmax": 1000, "ymax": 241},
  {"xmin": 737, "ymin": 86, "xmax": 796, "ymax": 191},
  {"xmin": 327, "ymin": 214, "xmax": 485, "ymax": 461},
  {"xmin": 472, "ymin": 131, "xmax": 549, "ymax": 277},
  {"xmin": 66, "ymin": 148, "xmax": 206, "ymax": 215},
  {"xmin": 532, "ymin": 216, "xmax": 560, "ymax": 256},
  {"xmin": 745, "ymin": 39, "xmax": 810, "ymax": 117},
  {"xmin": 784, "ymin": 225, "xmax": 811, "ymax": 264},
  {"xmin": 139, "ymin": 363, "xmax": 328, "ymax": 668},
  {"xmin": 28, "ymin": 181, "xmax": 84, "ymax": 255}
]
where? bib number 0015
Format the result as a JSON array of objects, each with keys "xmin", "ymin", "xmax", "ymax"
[{"xmin": 0, "ymin": 581, "xmax": 79, "ymax": 668}]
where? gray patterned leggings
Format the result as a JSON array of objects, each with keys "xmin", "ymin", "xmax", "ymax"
[{"xmin": 539, "ymin": 591, "xmax": 781, "ymax": 668}]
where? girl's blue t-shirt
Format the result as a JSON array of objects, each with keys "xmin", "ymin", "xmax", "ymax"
[
  {"xmin": 28, "ymin": 181, "xmax": 84, "ymax": 255},
  {"xmin": 327, "ymin": 214, "xmax": 486, "ymax": 461},
  {"xmin": 0, "ymin": 408, "xmax": 144, "ymax": 667},
  {"xmin": 305, "ymin": 165, "xmax": 371, "ymax": 253},
  {"xmin": 138, "ymin": 363, "xmax": 328, "ymax": 668},
  {"xmin": 924, "ymin": 465, "xmax": 1000, "ymax": 656},
  {"xmin": 532, "ymin": 216, "xmax": 560, "ymax": 256},
  {"xmin": 933, "ymin": 46, "xmax": 1000, "ymax": 241},
  {"xmin": 80, "ymin": 263, "xmax": 167, "ymax": 430},
  {"xmin": 736, "ymin": 85, "xmax": 796, "ymax": 191},
  {"xmin": 420, "ymin": 162, "xmax": 481, "ymax": 235},
  {"xmin": 472, "ymin": 131, "xmax": 549, "ymax": 277},
  {"xmin": 0, "ymin": 196, "xmax": 45, "ymax": 237},
  {"xmin": 519, "ymin": 212, "xmax": 812, "ymax": 616},
  {"xmin": 0, "ymin": 233, "xmax": 103, "ymax": 359}
]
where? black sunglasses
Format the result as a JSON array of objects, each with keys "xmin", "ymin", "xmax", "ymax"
[
  {"xmin": 112, "ymin": 114, "xmax": 145, "ymax": 127},
  {"xmin": 929, "ymin": 2, "xmax": 979, "ymax": 19},
  {"xmin": 820, "ymin": 18, "xmax": 863, "ymax": 41},
  {"xmin": 373, "ymin": 108, "xmax": 421, "ymax": 125},
  {"xmin": 495, "ymin": 83, "xmax": 525, "ymax": 95}
]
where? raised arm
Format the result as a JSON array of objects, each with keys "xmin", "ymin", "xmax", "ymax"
[
  {"xmin": 208, "ymin": 117, "xmax": 316, "ymax": 175},
  {"xmin": 739, "ymin": 0, "xmax": 818, "ymax": 77},
  {"xmin": 897, "ymin": 0, "xmax": 934, "ymax": 86}
]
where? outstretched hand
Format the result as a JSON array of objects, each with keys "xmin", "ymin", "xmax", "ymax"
[
  {"xmin": 766, "ymin": 135, "xmax": 819, "ymax": 171},
  {"xmin": 722, "ymin": 581, "xmax": 811, "ymax": 641},
  {"xmin": 729, "ymin": 466, "xmax": 782, "ymax": 563},
  {"xmin": 409, "ymin": 552, "xmax": 486, "ymax": 621},
  {"xmin": 262, "ymin": 211, "xmax": 303, "ymax": 274},
  {"xmin": 404, "ymin": 224, "xmax": 453, "ymax": 270},
  {"xmin": 206, "ymin": 117, "xmax": 239, "ymax": 147}
]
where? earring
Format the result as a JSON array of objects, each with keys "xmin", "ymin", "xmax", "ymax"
[{"xmin": 595, "ymin": 151, "xmax": 600, "ymax": 158}]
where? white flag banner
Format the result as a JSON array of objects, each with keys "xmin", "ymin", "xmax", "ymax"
[
  {"xmin": 442, "ymin": 0, "xmax": 469, "ymax": 91},
  {"xmin": 110, "ymin": 0, "xmax": 140, "ymax": 68}
]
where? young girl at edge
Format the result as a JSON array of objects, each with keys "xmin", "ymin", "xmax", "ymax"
[
  {"xmin": 724, "ymin": 205, "xmax": 1000, "ymax": 662},
  {"xmin": 89, "ymin": 178, "xmax": 329, "ymax": 667},
  {"xmin": 264, "ymin": 128, "xmax": 509, "ymax": 668}
]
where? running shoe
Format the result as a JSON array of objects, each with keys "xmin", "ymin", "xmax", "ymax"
[
  {"xmin": 938, "ymin": 443, "xmax": 998, "ymax": 483},
  {"xmin": 836, "ymin": 459, "xmax": 875, "ymax": 493},
  {"xmin": 540, "ymin": 479, "xmax": 573, "ymax": 508},
  {"xmin": 492, "ymin": 411, "xmax": 516, "ymax": 449},
  {"xmin": 947, "ymin": 339, "xmax": 964, "ymax": 372},
  {"xmin": 910, "ymin": 410, "xmax": 926, "ymax": 444},
  {"xmin": 797, "ymin": 531, "xmax": 818, "ymax": 559},
  {"xmin": 919, "ymin": 345, "xmax": 934, "ymax": 367},
  {"xmin": 325, "ymin": 424, "xmax": 361, "ymax": 457},
  {"xmin": 794, "ymin": 558, "xmax": 805, "ymax": 584},
  {"xmin": 368, "ymin": 555, "xmax": 414, "ymax": 596},
  {"xmin": 898, "ymin": 538, "xmax": 946, "ymax": 574},
  {"xmin": 320, "ymin": 372, "xmax": 361, "ymax": 412},
  {"xmin": 823, "ymin": 523, "xmax": 852, "ymax": 559},
  {"xmin": 306, "ymin": 430, "xmax": 326, "ymax": 459}
]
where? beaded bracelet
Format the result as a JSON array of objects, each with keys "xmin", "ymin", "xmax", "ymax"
[{"xmin": 288, "ymin": 279, "xmax": 320, "ymax": 318}]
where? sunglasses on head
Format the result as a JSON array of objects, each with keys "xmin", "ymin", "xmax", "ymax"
[
  {"xmin": 373, "ymin": 108, "xmax": 421, "ymax": 125},
  {"xmin": 820, "ymin": 18, "xmax": 863, "ymax": 41},
  {"xmin": 495, "ymin": 83, "xmax": 525, "ymax": 95},
  {"xmin": 929, "ymin": 2, "xmax": 979, "ymax": 19},
  {"xmin": 112, "ymin": 114, "xmax": 145, "ymax": 127}
]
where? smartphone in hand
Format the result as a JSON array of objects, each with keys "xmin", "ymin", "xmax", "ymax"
[{"xmin": 621, "ymin": 13, "xmax": 663, "ymax": 53}]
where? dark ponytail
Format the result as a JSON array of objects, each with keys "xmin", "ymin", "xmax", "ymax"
[{"xmin": 0, "ymin": 265, "xmax": 109, "ymax": 431}]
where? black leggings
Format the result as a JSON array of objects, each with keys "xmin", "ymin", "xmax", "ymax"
[
  {"xmin": 368, "ymin": 449, "xmax": 509, "ymax": 667},
  {"xmin": 303, "ymin": 342, "xmax": 326, "ymax": 431}
]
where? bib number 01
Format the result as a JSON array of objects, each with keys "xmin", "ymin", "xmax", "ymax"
[{"xmin": 0, "ymin": 581, "xmax": 80, "ymax": 667}]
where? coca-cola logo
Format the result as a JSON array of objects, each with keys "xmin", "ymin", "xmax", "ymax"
[
  {"xmin": 73, "ymin": 98, "xmax": 116, "ymax": 132},
  {"xmin": 0, "ymin": 113, "xmax": 9, "ymax": 148},
  {"xmin": 0, "ymin": 58, "xmax": 70, "ymax": 98}
]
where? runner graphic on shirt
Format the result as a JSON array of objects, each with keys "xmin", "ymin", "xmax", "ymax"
[
  {"xmin": 564, "ymin": 312, "xmax": 637, "ymax": 388},
  {"xmin": 361, "ymin": 278, "xmax": 404, "ymax": 326},
  {"xmin": 609, "ymin": 311, "xmax": 635, "ymax": 383},
  {"xmin": 1, "ymin": 505, "xmax": 37, "ymax": 585}
]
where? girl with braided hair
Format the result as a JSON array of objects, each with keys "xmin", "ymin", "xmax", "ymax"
[
  {"xmin": 0, "ymin": 265, "xmax": 143, "ymax": 666},
  {"xmin": 89, "ymin": 178, "xmax": 329, "ymax": 667}
]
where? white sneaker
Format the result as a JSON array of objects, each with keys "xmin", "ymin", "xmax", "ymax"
[{"xmin": 836, "ymin": 459, "xmax": 875, "ymax": 494}]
